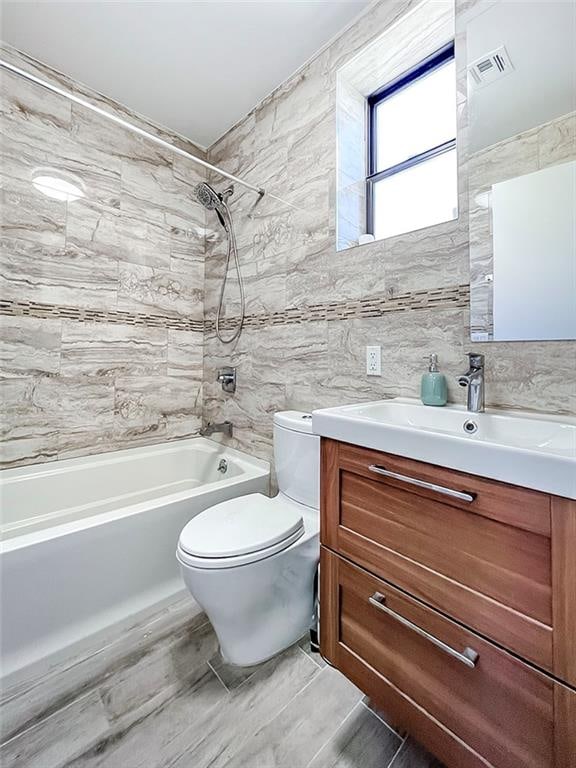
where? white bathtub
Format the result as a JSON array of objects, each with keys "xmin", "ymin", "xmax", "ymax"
[{"xmin": 0, "ymin": 438, "xmax": 269, "ymax": 682}]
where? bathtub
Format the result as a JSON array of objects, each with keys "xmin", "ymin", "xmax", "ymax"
[{"xmin": 0, "ymin": 438, "xmax": 269, "ymax": 683}]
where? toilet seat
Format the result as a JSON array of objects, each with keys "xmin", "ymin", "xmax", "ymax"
[{"xmin": 177, "ymin": 493, "xmax": 305, "ymax": 569}]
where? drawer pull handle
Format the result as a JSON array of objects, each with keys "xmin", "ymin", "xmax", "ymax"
[
  {"xmin": 368, "ymin": 464, "xmax": 476, "ymax": 503},
  {"xmin": 368, "ymin": 592, "xmax": 479, "ymax": 669}
]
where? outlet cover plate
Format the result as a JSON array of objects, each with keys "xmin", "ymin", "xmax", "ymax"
[{"xmin": 366, "ymin": 345, "xmax": 381, "ymax": 376}]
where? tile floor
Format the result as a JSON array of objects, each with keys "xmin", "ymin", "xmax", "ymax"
[{"xmin": 1, "ymin": 607, "xmax": 444, "ymax": 768}]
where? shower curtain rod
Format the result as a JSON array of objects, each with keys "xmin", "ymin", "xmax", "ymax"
[{"xmin": 0, "ymin": 58, "xmax": 266, "ymax": 199}]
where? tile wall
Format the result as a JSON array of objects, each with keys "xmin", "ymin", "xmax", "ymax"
[
  {"xmin": 2, "ymin": 0, "xmax": 575, "ymax": 472},
  {"xmin": 0, "ymin": 45, "xmax": 209, "ymax": 468},
  {"xmin": 202, "ymin": 0, "xmax": 576, "ymax": 464}
]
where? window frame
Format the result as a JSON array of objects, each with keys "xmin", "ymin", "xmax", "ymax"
[{"xmin": 366, "ymin": 41, "xmax": 456, "ymax": 236}]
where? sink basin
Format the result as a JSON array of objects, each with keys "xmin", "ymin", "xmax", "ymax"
[{"xmin": 312, "ymin": 398, "xmax": 576, "ymax": 498}]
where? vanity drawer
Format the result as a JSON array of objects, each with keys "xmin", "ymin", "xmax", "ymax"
[
  {"xmin": 321, "ymin": 439, "xmax": 555, "ymax": 671},
  {"xmin": 320, "ymin": 548, "xmax": 574, "ymax": 768}
]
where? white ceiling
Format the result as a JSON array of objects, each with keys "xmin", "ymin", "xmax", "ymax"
[{"xmin": 1, "ymin": 0, "xmax": 370, "ymax": 148}]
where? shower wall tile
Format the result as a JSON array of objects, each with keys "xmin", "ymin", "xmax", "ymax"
[
  {"xmin": 60, "ymin": 321, "xmax": 167, "ymax": 377},
  {"xmin": 167, "ymin": 329, "xmax": 204, "ymax": 379},
  {"xmin": 118, "ymin": 261, "xmax": 203, "ymax": 318},
  {"xmin": 0, "ymin": 174, "xmax": 67, "ymax": 248},
  {"xmin": 0, "ymin": 236, "xmax": 119, "ymax": 310},
  {"xmin": 0, "ymin": 315, "xmax": 62, "ymax": 377},
  {"xmin": 1, "ymin": 44, "xmax": 207, "ymax": 467},
  {"xmin": 203, "ymin": 0, "xmax": 576, "ymax": 466},
  {"xmin": 114, "ymin": 376, "xmax": 202, "ymax": 441}
]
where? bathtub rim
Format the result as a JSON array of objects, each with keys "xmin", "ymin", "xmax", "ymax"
[{"xmin": 1, "ymin": 438, "xmax": 270, "ymax": 553}]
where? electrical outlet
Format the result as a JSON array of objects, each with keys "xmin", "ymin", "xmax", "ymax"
[{"xmin": 366, "ymin": 345, "xmax": 381, "ymax": 376}]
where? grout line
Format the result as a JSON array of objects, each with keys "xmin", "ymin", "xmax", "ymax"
[
  {"xmin": 206, "ymin": 660, "xmax": 232, "ymax": 695},
  {"xmin": 250, "ymin": 660, "xmax": 328, "ymax": 733},
  {"xmin": 295, "ymin": 643, "xmax": 325, "ymax": 670},
  {"xmin": 387, "ymin": 736, "xmax": 409, "ymax": 768},
  {"xmin": 303, "ymin": 700, "xmax": 365, "ymax": 768},
  {"xmin": 359, "ymin": 698, "xmax": 404, "ymax": 740}
]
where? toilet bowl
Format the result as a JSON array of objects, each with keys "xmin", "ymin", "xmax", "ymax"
[{"xmin": 177, "ymin": 411, "xmax": 320, "ymax": 666}]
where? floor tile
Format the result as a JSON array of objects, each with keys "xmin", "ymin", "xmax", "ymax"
[
  {"xmin": 362, "ymin": 695, "xmax": 408, "ymax": 738},
  {"xmin": 389, "ymin": 738, "xmax": 446, "ymax": 768},
  {"xmin": 0, "ymin": 691, "xmax": 109, "ymax": 768},
  {"xmin": 307, "ymin": 702, "xmax": 402, "ymax": 768},
  {"xmin": 207, "ymin": 650, "xmax": 268, "ymax": 691},
  {"xmin": 169, "ymin": 644, "xmax": 321, "ymax": 768},
  {"xmin": 297, "ymin": 633, "xmax": 327, "ymax": 669},
  {"xmin": 220, "ymin": 665, "xmax": 363, "ymax": 768},
  {"xmin": 67, "ymin": 665, "xmax": 226, "ymax": 768}
]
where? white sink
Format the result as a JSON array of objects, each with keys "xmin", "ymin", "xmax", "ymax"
[{"xmin": 312, "ymin": 398, "xmax": 576, "ymax": 498}]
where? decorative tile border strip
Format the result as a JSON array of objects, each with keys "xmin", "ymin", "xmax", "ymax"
[
  {"xmin": 0, "ymin": 299, "xmax": 204, "ymax": 333},
  {"xmin": 208, "ymin": 284, "xmax": 470, "ymax": 331},
  {"xmin": 1, "ymin": 284, "xmax": 469, "ymax": 335}
]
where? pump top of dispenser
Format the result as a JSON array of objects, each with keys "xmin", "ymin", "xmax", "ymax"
[{"xmin": 427, "ymin": 353, "xmax": 439, "ymax": 372}]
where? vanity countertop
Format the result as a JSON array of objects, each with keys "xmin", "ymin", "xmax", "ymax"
[{"xmin": 312, "ymin": 398, "xmax": 576, "ymax": 499}]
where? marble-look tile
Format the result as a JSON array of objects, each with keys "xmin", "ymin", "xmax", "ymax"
[
  {"xmin": 167, "ymin": 329, "xmax": 203, "ymax": 379},
  {"xmin": 0, "ymin": 236, "xmax": 118, "ymax": 310},
  {"xmin": 0, "ymin": 690, "xmax": 109, "ymax": 768},
  {"xmin": 220, "ymin": 665, "xmax": 362, "ymax": 768},
  {"xmin": 0, "ymin": 376, "xmax": 114, "ymax": 468},
  {"xmin": 468, "ymin": 127, "xmax": 539, "ymax": 190},
  {"xmin": 0, "ymin": 377, "xmax": 58, "ymax": 467},
  {"xmin": 384, "ymin": 219, "xmax": 468, "ymax": 294},
  {"xmin": 0, "ymin": 315, "xmax": 61, "ymax": 377},
  {"xmin": 0, "ymin": 174, "xmax": 66, "ymax": 249},
  {"xmin": 538, "ymin": 111, "xmax": 576, "ymax": 168},
  {"xmin": 113, "ymin": 375, "xmax": 202, "ymax": 440},
  {"xmin": 118, "ymin": 214, "xmax": 172, "ymax": 269},
  {"xmin": 66, "ymin": 200, "xmax": 120, "ymax": 263},
  {"xmin": 326, "ymin": 308, "xmax": 466, "ymax": 406},
  {"xmin": 60, "ymin": 321, "xmax": 167, "ymax": 377},
  {"xmin": 469, "ymin": 335, "xmax": 576, "ymax": 416},
  {"xmin": 308, "ymin": 702, "xmax": 401, "ymax": 768},
  {"xmin": 389, "ymin": 738, "xmax": 445, "ymax": 768},
  {"xmin": 118, "ymin": 261, "xmax": 202, "ymax": 318}
]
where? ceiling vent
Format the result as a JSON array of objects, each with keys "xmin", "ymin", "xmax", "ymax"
[{"xmin": 468, "ymin": 46, "xmax": 513, "ymax": 87}]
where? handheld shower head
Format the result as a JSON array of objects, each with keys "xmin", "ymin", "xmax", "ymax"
[{"xmin": 193, "ymin": 182, "xmax": 232, "ymax": 229}]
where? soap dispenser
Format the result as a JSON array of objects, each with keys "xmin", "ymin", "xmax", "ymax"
[{"xmin": 420, "ymin": 353, "xmax": 448, "ymax": 406}]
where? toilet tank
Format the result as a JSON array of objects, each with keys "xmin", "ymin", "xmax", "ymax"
[{"xmin": 273, "ymin": 412, "xmax": 320, "ymax": 509}]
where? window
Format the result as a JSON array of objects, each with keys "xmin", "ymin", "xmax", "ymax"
[{"xmin": 367, "ymin": 42, "xmax": 458, "ymax": 241}]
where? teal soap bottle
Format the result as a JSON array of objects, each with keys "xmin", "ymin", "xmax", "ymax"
[{"xmin": 420, "ymin": 353, "xmax": 447, "ymax": 406}]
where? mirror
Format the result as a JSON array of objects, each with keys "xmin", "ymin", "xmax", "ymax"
[{"xmin": 466, "ymin": 0, "xmax": 576, "ymax": 342}]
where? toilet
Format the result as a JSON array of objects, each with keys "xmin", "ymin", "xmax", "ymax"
[{"xmin": 176, "ymin": 411, "xmax": 320, "ymax": 666}]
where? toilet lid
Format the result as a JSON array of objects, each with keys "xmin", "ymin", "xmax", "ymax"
[{"xmin": 178, "ymin": 493, "xmax": 304, "ymax": 559}]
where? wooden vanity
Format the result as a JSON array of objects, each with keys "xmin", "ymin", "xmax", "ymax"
[{"xmin": 319, "ymin": 439, "xmax": 576, "ymax": 768}]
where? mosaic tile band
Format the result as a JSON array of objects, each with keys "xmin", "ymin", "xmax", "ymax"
[
  {"xmin": 208, "ymin": 284, "xmax": 471, "ymax": 331},
  {"xmin": 1, "ymin": 284, "xmax": 470, "ymax": 334},
  {"xmin": 0, "ymin": 299, "xmax": 204, "ymax": 333}
]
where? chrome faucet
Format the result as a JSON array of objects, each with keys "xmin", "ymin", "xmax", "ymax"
[
  {"xmin": 458, "ymin": 353, "xmax": 485, "ymax": 413},
  {"xmin": 199, "ymin": 421, "xmax": 233, "ymax": 438}
]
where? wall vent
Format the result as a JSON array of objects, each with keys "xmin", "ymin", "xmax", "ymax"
[{"xmin": 468, "ymin": 46, "xmax": 513, "ymax": 86}]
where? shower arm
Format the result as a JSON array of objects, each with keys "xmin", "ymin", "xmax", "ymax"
[{"xmin": 0, "ymin": 58, "xmax": 266, "ymax": 200}]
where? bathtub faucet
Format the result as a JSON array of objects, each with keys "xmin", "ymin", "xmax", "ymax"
[{"xmin": 200, "ymin": 421, "xmax": 233, "ymax": 438}]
